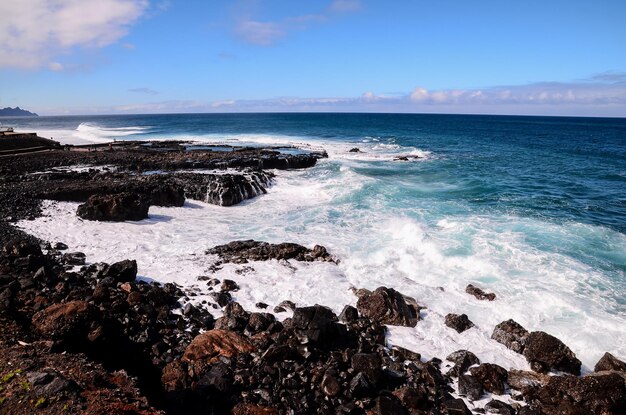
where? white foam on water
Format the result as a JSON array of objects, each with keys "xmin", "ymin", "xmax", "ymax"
[
  {"xmin": 35, "ymin": 123, "xmax": 150, "ymax": 145},
  {"xmin": 16, "ymin": 158, "xmax": 626, "ymax": 376}
]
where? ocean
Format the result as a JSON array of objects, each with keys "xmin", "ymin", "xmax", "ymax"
[{"xmin": 9, "ymin": 113, "xmax": 626, "ymax": 372}]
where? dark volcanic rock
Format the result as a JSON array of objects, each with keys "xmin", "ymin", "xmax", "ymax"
[
  {"xmin": 522, "ymin": 331, "xmax": 581, "ymax": 375},
  {"xmin": 469, "ymin": 363, "xmax": 508, "ymax": 395},
  {"xmin": 458, "ymin": 374, "xmax": 483, "ymax": 401},
  {"xmin": 484, "ymin": 399, "xmax": 515, "ymax": 415},
  {"xmin": 492, "ymin": 319, "xmax": 528, "ymax": 353},
  {"xmin": 100, "ymin": 259, "xmax": 138, "ymax": 283},
  {"xmin": 356, "ymin": 286, "xmax": 419, "ymax": 327},
  {"xmin": 442, "ymin": 398, "xmax": 472, "ymax": 415},
  {"xmin": 465, "ymin": 283, "xmax": 496, "ymax": 301},
  {"xmin": 77, "ymin": 192, "xmax": 150, "ymax": 221},
  {"xmin": 182, "ymin": 329, "xmax": 255, "ymax": 366},
  {"xmin": 444, "ymin": 313, "xmax": 475, "ymax": 333},
  {"xmin": 446, "ymin": 350, "xmax": 480, "ymax": 377},
  {"xmin": 507, "ymin": 369, "xmax": 549, "ymax": 394},
  {"xmin": 527, "ymin": 372, "xmax": 626, "ymax": 415},
  {"xmin": 206, "ymin": 240, "xmax": 334, "ymax": 263},
  {"xmin": 179, "ymin": 170, "xmax": 272, "ymax": 206},
  {"xmin": 594, "ymin": 352, "xmax": 626, "ymax": 372}
]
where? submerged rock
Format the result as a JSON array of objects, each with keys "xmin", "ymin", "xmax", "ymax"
[
  {"xmin": 465, "ymin": 284, "xmax": 496, "ymax": 301},
  {"xmin": 77, "ymin": 192, "xmax": 150, "ymax": 221},
  {"xmin": 356, "ymin": 286, "xmax": 420, "ymax": 327},
  {"xmin": 444, "ymin": 313, "xmax": 475, "ymax": 333},
  {"xmin": 206, "ymin": 240, "xmax": 334, "ymax": 263}
]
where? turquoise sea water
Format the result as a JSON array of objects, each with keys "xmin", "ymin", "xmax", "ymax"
[{"xmin": 7, "ymin": 113, "xmax": 626, "ymax": 358}]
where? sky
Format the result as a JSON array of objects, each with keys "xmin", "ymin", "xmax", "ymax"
[{"xmin": 0, "ymin": 0, "xmax": 625, "ymax": 117}]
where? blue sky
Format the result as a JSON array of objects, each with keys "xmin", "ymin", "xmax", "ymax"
[{"xmin": 1, "ymin": 0, "xmax": 625, "ymax": 116}]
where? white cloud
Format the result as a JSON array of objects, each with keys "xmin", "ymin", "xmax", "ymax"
[
  {"xmin": 235, "ymin": 20, "xmax": 284, "ymax": 46},
  {"xmin": 0, "ymin": 0, "xmax": 148, "ymax": 69},
  {"xmin": 233, "ymin": 0, "xmax": 361, "ymax": 46},
  {"xmin": 128, "ymin": 87, "xmax": 159, "ymax": 95},
  {"xmin": 48, "ymin": 62, "xmax": 64, "ymax": 71}
]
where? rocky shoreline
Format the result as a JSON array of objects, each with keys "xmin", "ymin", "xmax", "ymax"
[{"xmin": 0, "ymin": 142, "xmax": 624, "ymax": 414}]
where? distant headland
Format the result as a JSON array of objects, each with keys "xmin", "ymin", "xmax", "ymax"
[{"xmin": 0, "ymin": 107, "xmax": 38, "ymax": 117}]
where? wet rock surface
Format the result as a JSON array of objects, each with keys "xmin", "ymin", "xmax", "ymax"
[
  {"xmin": 522, "ymin": 331, "xmax": 582, "ymax": 375},
  {"xmin": 491, "ymin": 319, "xmax": 528, "ymax": 354},
  {"xmin": 206, "ymin": 240, "xmax": 335, "ymax": 264},
  {"xmin": 356, "ymin": 286, "xmax": 420, "ymax": 327},
  {"xmin": 465, "ymin": 284, "xmax": 496, "ymax": 301},
  {"xmin": 445, "ymin": 313, "xmax": 475, "ymax": 333},
  {"xmin": 77, "ymin": 192, "xmax": 150, "ymax": 221}
]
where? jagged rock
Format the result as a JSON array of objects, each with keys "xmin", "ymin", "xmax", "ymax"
[
  {"xmin": 197, "ymin": 362, "xmax": 233, "ymax": 393},
  {"xmin": 210, "ymin": 291, "xmax": 232, "ymax": 307},
  {"xmin": 206, "ymin": 240, "xmax": 334, "ymax": 263},
  {"xmin": 356, "ymin": 287, "xmax": 419, "ymax": 327},
  {"xmin": 469, "ymin": 363, "xmax": 508, "ymax": 395},
  {"xmin": 446, "ymin": 350, "xmax": 480, "ymax": 377},
  {"xmin": 465, "ymin": 284, "xmax": 496, "ymax": 301},
  {"xmin": 32, "ymin": 300, "xmax": 98, "ymax": 341},
  {"xmin": 522, "ymin": 331, "xmax": 581, "ymax": 375},
  {"xmin": 507, "ymin": 369, "xmax": 549, "ymax": 394},
  {"xmin": 492, "ymin": 319, "xmax": 528, "ymax": 353},
  {"xmin": 288, "ymin": 305, "xmax": 355, "ymax": 348},
  {"xmin": 99, "ymin": 259, "xmax": 138, "ymax": 283},
  {"xmin": 594, "ymin": 352, "xmax": 626, "ymax": 372},
  {"xmin": 444, "ymin": 313, "xmax": 475, "ymax": 333},
  {"xmin": 484, "ymin": 399, "xmax": 515, "ymax": 414},
  {"xmin": 458, "ymin": 374, "xmax": 483, "ymax": 401},
  {"xmin": 179, "ymin": 170, "xmax": 272, "ymax": 206},
  {"xmin": 77, "ymin": 192, "xmax": 150, "ymax": 221},
  {"xmin": 349, "ymin": 148, "xmax": 361, "ymax": 153},
  {"xmin": 526, "ymin": 372, "xmax": 626, "ymax": 415},
  {"xmin": 161, "ymin": 360, "xmax": 189, "ymax": 392},
  {"xmin": 182, "ymin": 329, "xmax": 255, "ymax": 366},
  {"xmin": 244, "ymin": 312, "xmax": 276, "ymax": 336}
]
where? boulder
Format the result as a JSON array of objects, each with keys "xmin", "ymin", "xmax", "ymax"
[
  {"xmin": 491, "ymin": 319, "xmax": 528, "ymax": 353},
  {"xmin": 206, "ymin": 240, "xmax": 334, "ymax": 263},
  {"xmin": 594, "ymin": 352, "xmax": 626, "ymax": 373},
  {"xmin": 100, "ymin": 259, "xmax": 138, "ymax": 283},
  {"xmin": 465, "ymin": 284, "xmax": 496, "ymax": 301},
  {"xmin": 522, "ymin": 331, "xmax": 581, "ymax": 375},
  {"xmin": 527, "ymin": 372, "xmax": 626, "ymax": 415},
  {"xmin": 2, "ymin": 238, "xmax": 43, "ymax": 258},
  {"xmin": 356, "ymin": 287, "xmax": 419, "ymax": 327},
  {"xmin": 446, "ymin": 350, "xmax": 480, "ymax": 377},
  {"xmin": 484, "ymin": 399, "xmax": 515, "ymax": 415},
  {"xmin": 507, "ymin": 369, "xmax": 549, "ymax": 394},
  {"xmin": 32, "ymin": 300, "xmax": 98, "ymax": 341},
  {"xmin": 182, "ymin": 329, "xmax": 255, "ymax": 365},
  {"xmin": 444, "ymin": 313, "xmax": 474, "ymax": 333},
  {"xmin": 469, "ymin": 363, "xmax": 508, "ymax": 395},
  {"xmin": 338, "ymin": 305, "xmax": 359, "ymax": 323},
  {"xmin": 77, "ymin": 192, "xmax": 149, "ymax": 221},
  {"xmin": 458, "ymin": 374, "xmax": 483, "ymax": 401}
]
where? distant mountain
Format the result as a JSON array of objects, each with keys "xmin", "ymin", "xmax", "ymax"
[{"xmin": 0, "ymin": 107, "xmax": 38, "ymax": 117}]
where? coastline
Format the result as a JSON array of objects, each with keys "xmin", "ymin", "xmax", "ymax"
[{"xmin": 1, "ymin": 139, "xmax": 624, "ymax": 414}]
